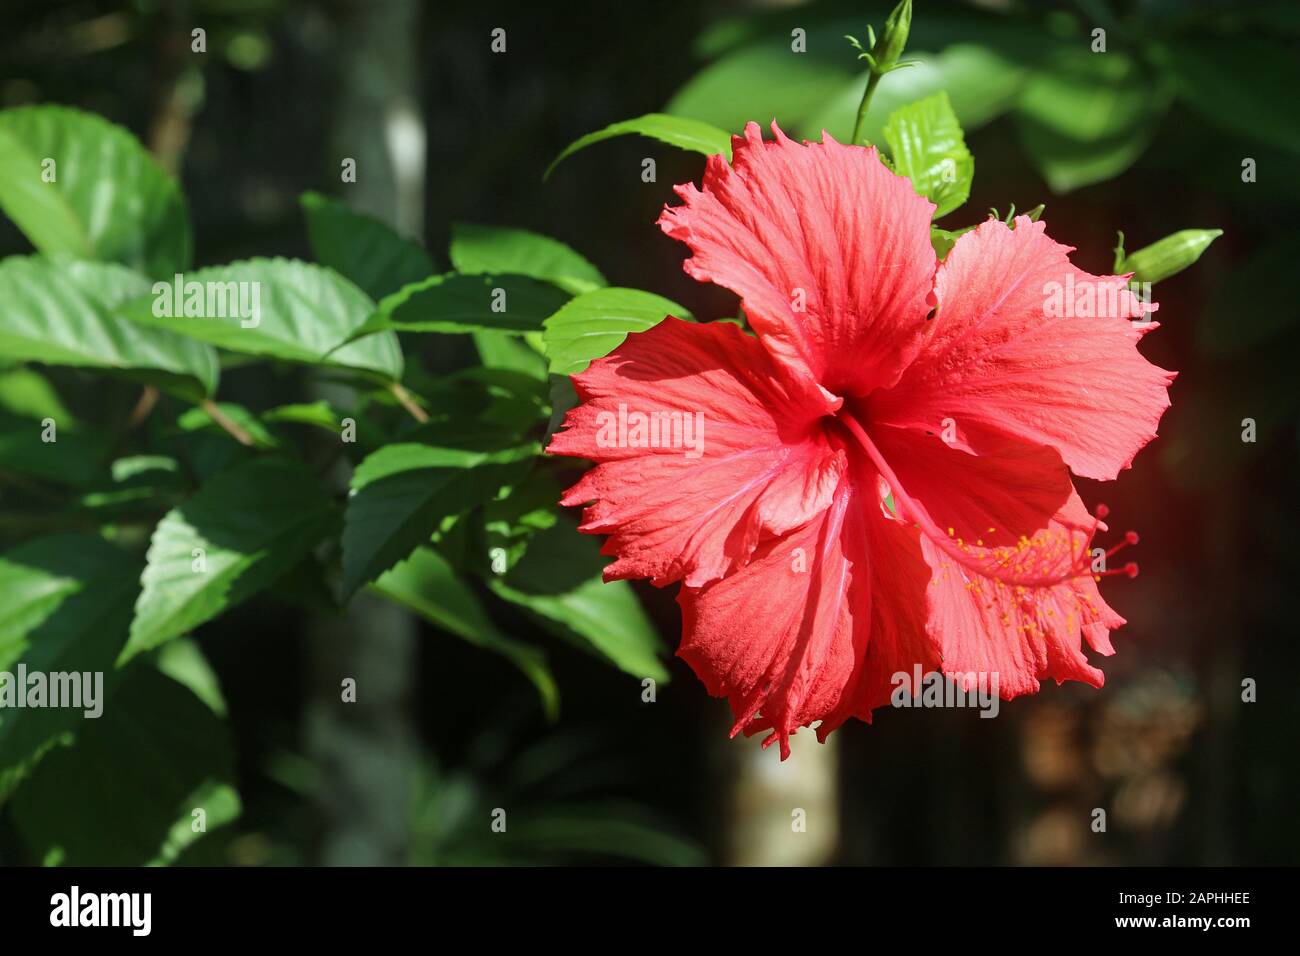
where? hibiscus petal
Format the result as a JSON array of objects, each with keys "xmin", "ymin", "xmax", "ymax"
[
  {"xmin": 839, "ymin": 413, "xmax": 1127, "ymax": 702},
  {"xmin": 871, "ymin": 216, "xmax": 1175, "ymax": 481},
  {"xmin": 677, "ymin": 470, "xmax": 938, "ymax": 759},
  {"xmin": 919, "ymin": 491, "xmax": 1127, "ymax": 699},
  {"xmin": 658, "ymin": 121, "xmax": 937, "ymax": 397},
  {"xmin": 548, "ymin": 317, "xmax": 844, "ymax": 588},
  {"xmin": 870, "ymin": 420, "xmax": 1072, "ymax": 551}
]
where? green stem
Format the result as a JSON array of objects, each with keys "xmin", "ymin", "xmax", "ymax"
[{"xmin": 851, "ymin": 70, "xmax": 883, "ymax": 147}]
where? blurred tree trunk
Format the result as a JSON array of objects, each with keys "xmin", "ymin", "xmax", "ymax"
[
  {"xmin": 714, "ymin": 707, "xmax": 840, "ymax": 866},
  {"xmin": 305, "ymin": 0, "xmax": 424, "ymax": 866}
]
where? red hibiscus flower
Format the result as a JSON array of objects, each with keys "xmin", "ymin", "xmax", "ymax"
[{"xmin": 548, "ymin": 121, "xmax": 1174, "ymax": 758}]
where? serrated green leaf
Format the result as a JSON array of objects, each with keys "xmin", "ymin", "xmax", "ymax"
[
  {"xmin": 1120, "ymin": 229, "xmax": 1222, "ymax": 286},
  {"xmin": 883, "ymin": 91, "xmax": 973, "ymax": 220},
  {"xmin": 0, "ymin": 105, "xmax": 191, "ymax": 278},
  {"xmin": 0, "ymin": 256, "xmax": 219, "ymax": 400},
  {"xmin": 353, "ymin": 272, "xmax": 571, "ymax": 342},
  {"xmin": 545, "ymin": 113, "xmax": 732, "ymax": 180},
  {"xmin": 11, "ymin": 667, "xmax": 238, "ymax": 865},
  {"xmin": 450, "ymin": 223, "xmax": 605, "ymax": 295},
  {"xmin": 0, "ymin": 534, "xmax": 141, "ymax": 799},
  {"xmin": 341, "ymin": 442, "xmax": 537, "ymax": 598},
  {"xmin": 371, "ymin": 547, "xmax": 558, "ymax": 719},
  {"xmin": 116, "ymin": 257, "xmax": 403, "ymax": 381},
  {"xmin": 301, "ymin": 191, "xmax": 435, "ymax": 300},
  {"xmin": 542, "ymin": 288, "xmax": 691, "ymax": 376},
  {"xmin": 121, "ymin": 457, "xmax": 338, "ymax": 663},
  {"xmin": 487, "ymin": 519, "xmax": 666, "ymax": 682}
]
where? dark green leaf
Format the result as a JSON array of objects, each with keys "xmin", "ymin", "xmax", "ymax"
[
  {"xmin": 0, "ymin": 367, "xmax": 108, "ymax": 488},
  {"xmin": 1153, "ymin": 38, "xmax": 1300, "ymax": 157},
  {"xmin": 356, "ymin": 272, "xmax": 571, "ymax": 339},
  {"xmin": 121, "ymin": 457, "xmax": 338, "ymax": 662},
  {"xmin": 372, "ymin": 547, "xmax": 558, "ymax": 719},
  {"xmin": 1197, "ymin": 235, "xmax": 1300, "ymax": 356},
  {"xmin": 488, "ymin": 518, "xmax": 666, "ymax": 682},
  {"xmin": 0, "ymin": 534, "xmax": 140, "ymax": 799},
  {"xmin": 11, "ymin": 667, "xmax": 239, "ymax": 865},
  {"xmin": 301, "ymin": 191, "xmax": 435, "ymax": 300},
  {"xmin": 341, "ymin": 442, "xmax": 537, "ymax": 598}
]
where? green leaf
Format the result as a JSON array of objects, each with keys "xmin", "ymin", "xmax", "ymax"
[
  {"xmin": 116, "ymin": 257, "xmax": 403, "ymax": 381},
  {"xmin": 262, "ymin": 400, "xmax": 345, "ymax": 433},
  {"xmin": 450, "ymin": 223, "xmax": 605, "ymax": 295},
  {"xmin": 176, "ymin": 402, "xmax": 281, "ymax": 449},
  {"xmin": 0, "ymin": 367, "xmax": 108, "ymax": 488},
  {"xmin": 371, "ymin": 547, "xmax": 559, "ymax": 720},
  {"xmin": 1119, "ymin": 229, "xmax": 1222, "ymax": 286},
  {"xmin": 121, "ymin": 457, "xmax": 338, "ymax": 663},
  {"xmin": 357, "ymin": 272, "xmax": 571, "ymax": 338},
  {"xmin": 1152, "ymin": 38, "xmax": 1300, "ymax": 157},
  {"xmin": 153, "ymin": 638, "xmax": 228, "ymax": 717},
  {"xmin": 300, "ymin": 191, "xmax": 435, "ymax": 300},
  {"xmin": 473, "ymin": 331, "xmax": 549, "ymax": 380},
  {"xmin": 488, "ymin": 519, "xmax": 667, "ymax": 682},
  {"xmin": 0, "ymin": 105, "xmax": 191, "ymax": 278},
  {"xmin": 0, "ymin": 256, "xmax": 219, "ymax": 400},
  {"xmin": 669, "ymin": 44, "xmax": 857, "ymax": 138},
  {"xmin": 0, "ymin": 534, "xmax": 141, "ymax": 799},
  {"xmin": 542, "ymin": 288, "xmax": 691, "ymax": 376},
  {"xmin": 545, "ymin": 113, "xmax": 732, "ymax": 180},
  {"xmin": 1016, "ymin": 51, "xmax": 1170, "ymax": 193},
  {"xmin": 1197, "ymin": 235, "xmax": 1300, "ymax": 356},
  {"xmin": 341, "ymin": 442, "xmax": 537, "ymax": 598},
  {"xmin": 483, "ymin": 469, "xmax": 561, "ymax": 574},
  {"xmin": 76, "ymin": 454, "xmax": 189, "ymax": 515},
  {"xmin": 883, "ymin": 91, "xmax": 973, "ymax": 220},
  {"xmin": 10, "ymin": 667, "xmax": 239, "ymax": 866},
  {"xmin": 930, "ymin": 227, "xmax": 959, "ymax": 260}
]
